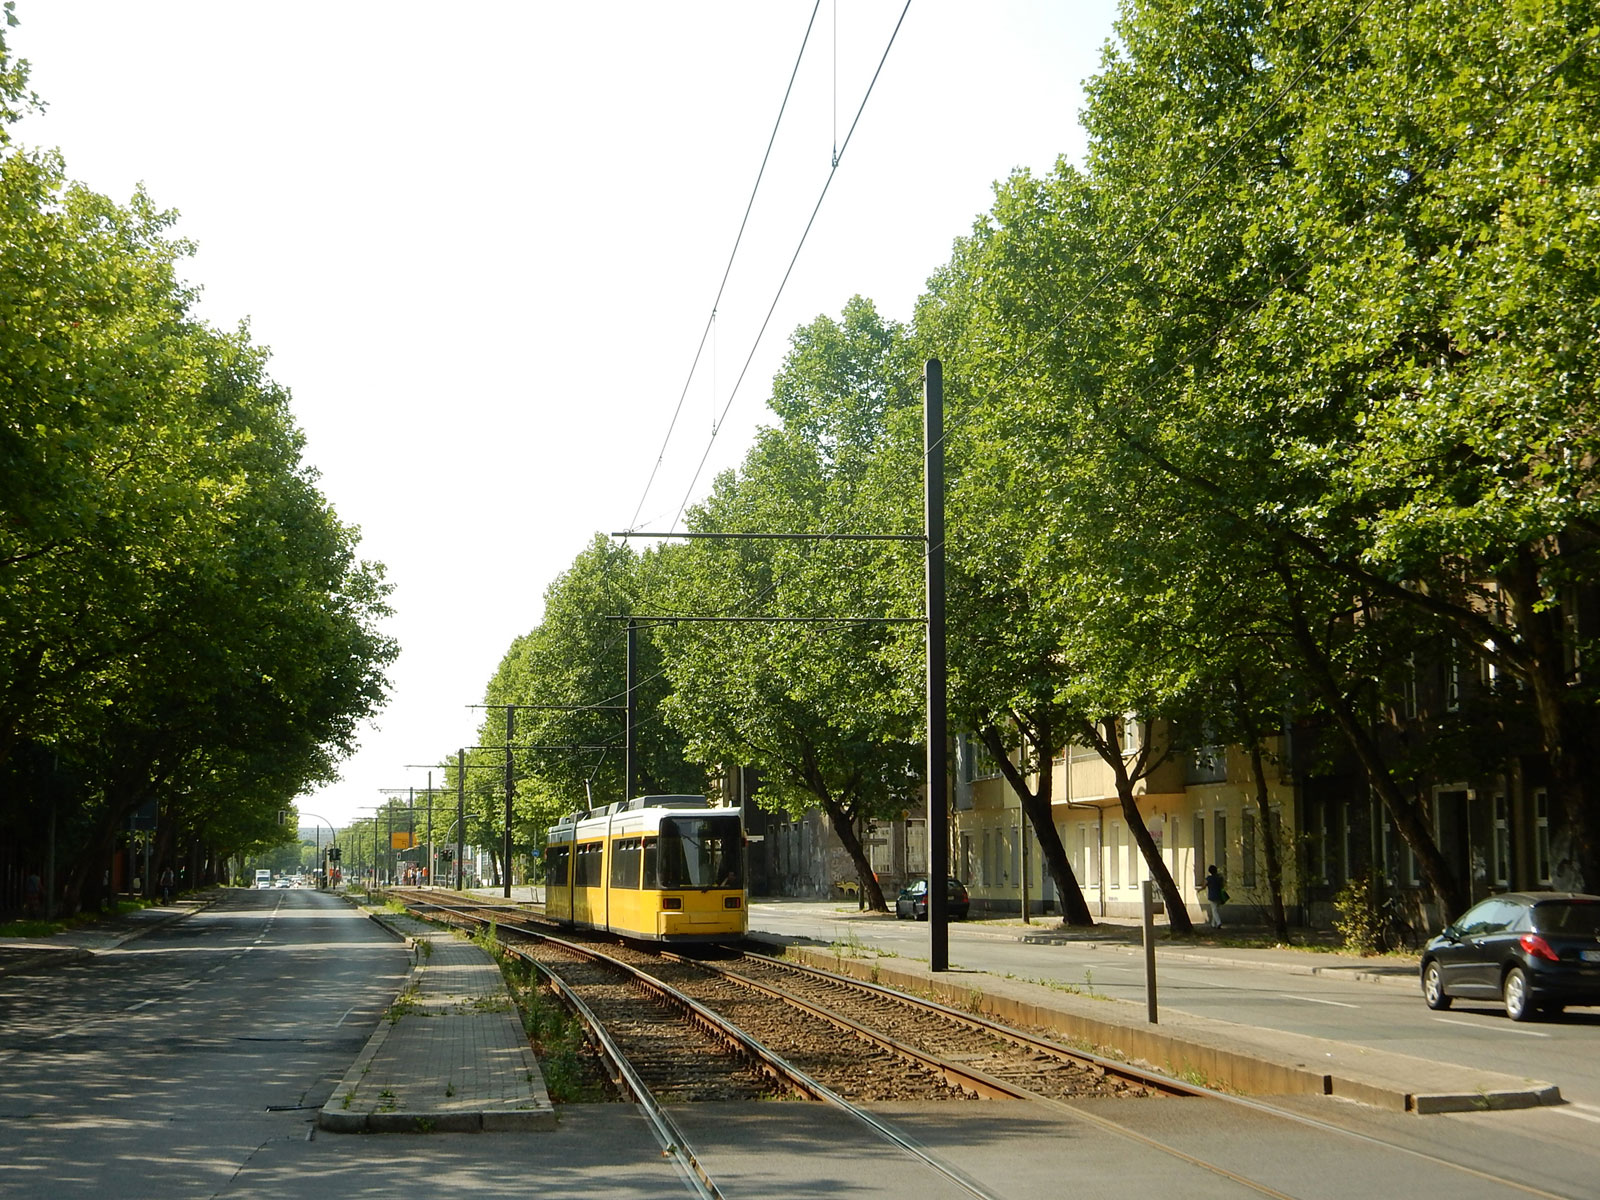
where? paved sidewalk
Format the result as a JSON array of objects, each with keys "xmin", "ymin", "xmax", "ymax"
[
  {"xmin": 317, "ymin": 910, "xmax": 554, "ymax": 1133},
  {"xmin": 0, "ymin": 892, "xmax": 222, "ymax": 976}
]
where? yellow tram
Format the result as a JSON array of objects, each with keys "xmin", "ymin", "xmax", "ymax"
[{"xmin": 543, "ymin": 795, "xmax": 747, "ymax": 943}]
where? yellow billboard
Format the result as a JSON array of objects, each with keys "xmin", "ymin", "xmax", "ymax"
[{"xmin": 390, "ymin": 832, "xmax": 415, "ymax": 850}]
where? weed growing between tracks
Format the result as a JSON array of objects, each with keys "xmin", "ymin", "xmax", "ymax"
[{"xmin": 495, "ymin": 954, "xmax": 614, "ymax": 1103}]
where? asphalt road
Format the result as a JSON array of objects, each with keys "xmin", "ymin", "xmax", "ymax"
[
  {"xmin": 0, "ymin": 888, "xmax": 410, "ymax": 1199},
  {"xmin": 3, "ymin": 890, "xmax": 1597, "ymax": 1200}
]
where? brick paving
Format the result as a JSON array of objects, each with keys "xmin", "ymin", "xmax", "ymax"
[{"xmin": 317, "ymin": 912, "xmax": 554, "ymax": 1132}]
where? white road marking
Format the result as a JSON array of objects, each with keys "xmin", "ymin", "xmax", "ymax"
[
  {"xmin": 1433, "ymin": 1017, "xmax": 1549, "ymax": 1037},
  {"xmin": 1554, "ymin": 1106, "xmax": 1600, "ymax": 1124},
  {"xmin": 335, "ymin": 1006, "xmax": 357, "ymax": 1027},
  {"xmin": 1279, "ymin": 994, "xmax": 1359, "ymax": 1008},
  {"xmin": 124, "ymin": 999, "xmax": 156, "ymax": 1012}
]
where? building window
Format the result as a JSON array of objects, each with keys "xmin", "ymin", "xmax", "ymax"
[
  {"xmin": 1120, "ymin": 714, "xmax": 1140, "ymax": 755},
  {"xmin": 1242, "ymin": 813, "xmax": 1257, "ymax": 888},
  {"xmin": 1403, "ymin": 655, "xmax": 1419, "ymax": 720},
  {"xmin": 1080, "ymin": 823, "xmax": 1099, "ymax": 887},
  {"xmin": 1109, "ymin": 822, "xmax": 1122, "ymax": 887},
  {"xmin": 1445, "ymin": 659, "xmax": 1461, "ymax": 712},
  {"xmin": 967, "ymin": 737, "xmax": 1001, "ymax": 781},
  {"xmin": 1492, "ymin": 795, "xmax": 1510, "ymax": 887},
  {"xmin": 1535, "ymin": 790, "xmax": 1551, "ymax": 885},
  {"xmin": 1213, "ymin": 812, "xmax": 1228, "ymax": 881},
  {"xmin": 1193, "ymin": 813, "xmax": 1206, "ymax": 886},
  {"xmin": 1313, "ymin": 801, "xmax": 1328, "ymax": 885}
]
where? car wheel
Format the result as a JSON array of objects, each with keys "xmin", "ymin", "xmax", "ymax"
[
  {"xmin": 1503, "ymin": 966, "xmax": 1535, "ymax": 1022},
  {"xmin": 1422, "ymin": 960, "xmax": 1451, "ymax": 1010}
]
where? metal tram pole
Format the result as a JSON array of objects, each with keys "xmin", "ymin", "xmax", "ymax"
[
  {"xmin": 625, "ymin": 618, "xmax": 637, "ymax": 804},
  {"xmin": 926, "ymin": 358, "xmax": 949, "ymax": 970},
  {"xmin": 457, "ymin": 748, "xmax": 466, "ymax": 891},
  {"xmin": 504, "ymin": 707, "xmax": 514, "ymax": 898}
]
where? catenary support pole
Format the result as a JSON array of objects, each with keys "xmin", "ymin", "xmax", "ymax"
[
  {"xmin": 926, "ymin": 357, "xmax": 948, "ymax": 970},
  {"xmin": 626, "ymin": 617, "xmax": 637, "ymax": 803},
  {"xmin": 504, "ymin": 707, "xmax": 514, "ymax": 899},
  {"xmin": 456, "ymin": 748, "xmax": 466, "ymax": 891}
]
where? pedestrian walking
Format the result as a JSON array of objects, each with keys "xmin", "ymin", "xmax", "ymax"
[
  {"xmin": 1203, "ymin": 864, "xmax": 1227, "ymax": 929},
  {"xmin": 159, "ymin": 867, "xmax": 175, "ymax": 905}
]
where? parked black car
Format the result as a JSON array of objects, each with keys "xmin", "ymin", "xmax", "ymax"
[
  {"xmin": 894, "ymin": 876, "xmax": 970, "ymax": 921},
  {"xmin": 1419, "ymin": 892, "xmax": 1600, "ymax": 1021}
]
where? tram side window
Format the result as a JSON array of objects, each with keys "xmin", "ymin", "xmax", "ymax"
[
  {"xmin": 658, "ymin": 816, "xmax": 743, "ymax": 889},
  {"xmin": 610, "ymin": 837, "xmax": 642, "ymax": 889},
  {"xmin": 576, "ymin": 842, "xmax": 603, "ymax": 888},
  {"xmin": 641, "ymin": 837, "xmax": 658, "ymax": 889},
  {"xmin": 545, "ymin": 844, "xmax": 570, "ymax": 888}
]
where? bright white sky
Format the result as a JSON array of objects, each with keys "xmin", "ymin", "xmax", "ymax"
[{"xmin": 11, "ymin": 0, "xmax": 1117, "ymax": 832}]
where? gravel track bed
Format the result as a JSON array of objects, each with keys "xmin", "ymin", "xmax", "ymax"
[
  {"xmin": 595, "ymin": 944, "xmax": 976, "ymax": 1104},
  {"xmin": 407, "ymin": 897, "xmax": 1161, "ymax": 1105},
  {"xmin": 519, "ymin": 941, "xmax": 788, "ymax": 1104},
  {"xmin": 680, "ymin": 952, "xmax": 1168, "ymax": 1102}
]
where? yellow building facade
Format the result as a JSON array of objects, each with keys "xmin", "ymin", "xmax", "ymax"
[{"xmin": 952, "ymin": 729, "xmax": 1300, "ymax": 923}]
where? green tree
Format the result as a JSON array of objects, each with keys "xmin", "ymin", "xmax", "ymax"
[{"xmin": 657, "ymin": 300, "xmax": 924, "ymax": 911}]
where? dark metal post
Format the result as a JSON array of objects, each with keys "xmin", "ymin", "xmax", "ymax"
[
  {"xmin": 1142, "ymin": 880, "xmax": 1159, "ymax": 1023},
  {"xmin": 456, "ymin": 748, "xmax": 466, "ymax": 891},
  {"xmin": 625, "ymin": 617, "xmax": 637, "ymax": 803},
  {"xmin": 504, "ymin": 707, "xmax": 515, "ymax": 899},
  {"xmin": 925, "ymin": 358, "xmax": 948, "ymax": 969}
]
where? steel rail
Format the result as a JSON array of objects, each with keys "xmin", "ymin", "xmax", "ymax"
[
  {"xmin": 396, "ymin": 894, "xmax": 1008, "ymax": 1200},
  {"xmin": 394, "ymin": 890, "xmax": 1582, "ymax": 1200},
  {"xmin": 721, "ymin": 950, "xmax": 1198, "ymax": 1096},
  {"xmin": 501, "ymin": 944, "xmax": 723, "ymax": 1200}
]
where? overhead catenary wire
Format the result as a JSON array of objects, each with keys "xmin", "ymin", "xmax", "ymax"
[
  {"xmin": 628, "ymin": 0, "xmax": 825, "ymax": 535},
  {"xmin": 668, "ymin": 0, "xmax": 913, "ymax": 535}
]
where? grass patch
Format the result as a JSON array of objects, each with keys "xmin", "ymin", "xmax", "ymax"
[
  {"xmin": 498, "ymin": 957, "xmax": 611, "ymax": 1104},
  {"xmin": 385, "ymin": 982, "xmax": 423, "ymax": 1024}
]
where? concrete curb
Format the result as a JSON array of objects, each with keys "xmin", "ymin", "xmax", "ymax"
[
  {"xmin": 780, "ymin": 944, "xmax": 1559, "ymax": 1116},
  {"xmin": 0, "ymin": 893, "xmax": 220, "ymax": 978},
  {"xmin": 0, "ymin": 946, "xmax": 92, "ymax": 978},
  {"xmin": 317, "ymin": 912, "xmax": 555, "ymax": 1134}
]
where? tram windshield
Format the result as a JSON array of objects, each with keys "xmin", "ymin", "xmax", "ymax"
[{"xmin": 654, "ymin": 814, "xmax": 743, "ymax": 889}]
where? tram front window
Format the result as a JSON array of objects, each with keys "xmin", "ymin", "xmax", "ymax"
[{"xmin": 655, "ymin": 815, "xmax": 743, "ymax": 889}]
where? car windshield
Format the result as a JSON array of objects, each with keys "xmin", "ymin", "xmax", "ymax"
[{"xmin": 1534, "ymin": 901, "xmax": 1600, "ymax": 936}]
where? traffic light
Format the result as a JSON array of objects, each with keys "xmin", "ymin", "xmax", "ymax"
[{"xmin": 328, "ymin": 847, "xmax": 342, "ymax": 863}]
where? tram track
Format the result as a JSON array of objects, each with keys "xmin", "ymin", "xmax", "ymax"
[{"xmin": 385, "ymin": 890, "xmax": 1583, "ymax": 1200}]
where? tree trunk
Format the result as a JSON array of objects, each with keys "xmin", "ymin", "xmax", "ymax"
[
  {"xmin": 1504, "ymin": 554, "xmax": 1600, "ymax": 891},
  {"xmin": 979, "ymin": 723, "xmax": 1094, "ymax": 925},
  {"xmin": 1279, "ymin": 572, "xmax": 1468, "ymax": 917},
  {"xmin": 822, "ymin": 795, "xmax": 887, "ymax": 911},
  {"xmin": 1232, "ymin": 676, "xmax": 1290, "ymax": 939},
  {"xmin": 1086, "ymin": 718, "xmax": 1195, "ymax": 934},
  {"xmin": 1245, "ymin": 731, "xmax": 1290, "ymax": 940}
]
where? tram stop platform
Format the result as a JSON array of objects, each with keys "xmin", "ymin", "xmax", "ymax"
[{"xmin": 317, "ymin": 909, "xmax": 554, "ymax": 1133}]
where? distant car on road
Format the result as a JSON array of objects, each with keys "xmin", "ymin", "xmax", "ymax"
[
  {"xmin": 274, "ymin": 877, "xmax": 293, "ymax": 888},
  {"xmin": 1420, "ymin": 892, "xmax": 1600, "ymax": 1021},
  {"xmin": 895, "ymin": 876, "xmax": 970, "ymax": 921}
]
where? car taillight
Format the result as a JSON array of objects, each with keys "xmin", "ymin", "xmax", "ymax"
[{"xmin": 1519, "ymin": 933, "xmax": 1560, "ymax": 962}]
